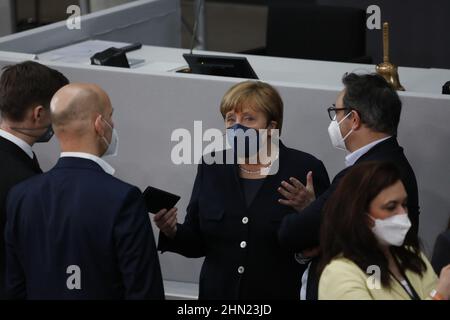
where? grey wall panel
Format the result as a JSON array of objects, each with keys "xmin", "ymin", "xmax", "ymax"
[
  {"xmin": 0, "ymin": 0, "xmax": 181, "ymax": 53},
  {"xmin": 0, "ymin": 0, "xmax": 14, "ymax": 36}
]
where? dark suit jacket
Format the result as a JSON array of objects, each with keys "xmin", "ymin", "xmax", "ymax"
[
  {"xmin": 0, "ymin": 136, "xmax": 42, "ymax": 299},
  {"xmin": 5, "ymin": 157, "xmax": 164, "ymax": 300},
  {"xmin": 278, "ymin": 137, "xmax": 420, "ymax": 299},
  {"xmin": 158, "ymin": 141, "xmax": 330, "ymax": 299},
  {"xmin": 431, "ymin": 230, "xmax": 450, "ymax": 275}
]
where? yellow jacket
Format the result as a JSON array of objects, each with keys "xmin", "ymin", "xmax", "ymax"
[{"xmin": 319, "ymin": 252, "xmax": 437, "ymax": 300}]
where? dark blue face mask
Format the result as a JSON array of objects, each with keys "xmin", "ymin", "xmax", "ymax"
[{"xmin": 226, "ymin": 123, "xmax": 263, "ymax": 158}]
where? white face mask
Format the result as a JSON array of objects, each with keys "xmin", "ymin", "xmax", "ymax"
[
  {"xmin": 101, "ymin": 118, "xmax": 119, "ymax": 157},
  {"xmin": 369, "ymin": 213, "xmax": 411, "ymax": 247},
  {"xmin": 327, "ymin": 111, "xmax": 354, "ymax": 151}
]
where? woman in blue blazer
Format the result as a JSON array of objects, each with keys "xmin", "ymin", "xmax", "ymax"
[{"xmin": 155, "ymin": 81, "xmax": 330, "ymax": 299}]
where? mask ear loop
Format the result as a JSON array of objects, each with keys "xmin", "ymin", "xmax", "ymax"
[
  {"xmin": 98, "ymin": 116, "xmax": 112, "ymax": 148},
  {"xmin": 339, "ymin": 110, "xmax": 356, "ymax": 142},
  {"xmin": 101, "ymin": 116, "xmax": 114, "ymax": 130},
  {"xmin": 342, "ymin": 127, "xmax": 354, "ymax": 141},
  {"xmin": 337, "ymin": 110, "xmax": 353, "ymax": 125}
]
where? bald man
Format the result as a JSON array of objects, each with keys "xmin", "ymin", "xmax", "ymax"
[{"xmin": 4, "ymin": 84, "xmax": 164, "ymax": 300}]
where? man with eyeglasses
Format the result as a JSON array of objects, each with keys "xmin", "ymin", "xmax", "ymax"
[{"xmin": 278, "ymin": 72, "xmax": 420, "ymax": 300}]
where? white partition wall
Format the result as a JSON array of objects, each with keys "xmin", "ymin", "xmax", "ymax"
[
  {"xmin": 89, "ymin": 0, "xmax": 137, "ymax": 12},
  {"xmin": 0, "ymin": 0, "xmax": 181, "ymax": 53}
]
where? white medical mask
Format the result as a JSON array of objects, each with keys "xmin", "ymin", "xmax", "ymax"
[
  {"xmin": 369, "ymin": 213, "xmax": 411, "ymax": 247},
  {"xmin": 101, "ymin": 118, "xmax": 119, "ymax": 157},
  {"xmin": 328, "ymin": 111, "xmax": 354, "ymax": 151}
]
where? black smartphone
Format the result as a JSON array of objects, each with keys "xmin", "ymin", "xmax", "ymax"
[{"xmin": 143, "ymin": 186, "xmax": 181, "ymax": 214}]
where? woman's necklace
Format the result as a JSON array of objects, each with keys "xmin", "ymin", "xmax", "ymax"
[{"xmin": 238, "ymin": 165, "xmax": 262, "ymax": 174}]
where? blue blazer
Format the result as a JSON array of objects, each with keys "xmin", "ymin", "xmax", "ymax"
[
  {"xmin": 5, "ymin": 157, "xmax": 164, "ymax": 300},
  {"xmin": 158, "ymin": 141, "xmax": 330, "ymax": 299}
]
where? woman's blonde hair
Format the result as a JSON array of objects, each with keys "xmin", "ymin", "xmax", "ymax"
[{"xmin": 220, "ymin": 81, "xmax": 284, "ymax": 133}]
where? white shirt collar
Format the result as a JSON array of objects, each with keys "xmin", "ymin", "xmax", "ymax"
[
  {"xmin": 60, "ymin": 152, "xmax": 115, "ymax": 175},
  {"xmin": 345, "ymin": 136, "xmax": 392, "ymax": 167},
  {"xmin": 0, "ymin": 128, "xmax": 34, "ymax": 159}
]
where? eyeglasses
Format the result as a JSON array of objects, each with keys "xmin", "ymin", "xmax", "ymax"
[{"xmin": 327, "ymin": 104, "xmax": 352, "ymax": 121}]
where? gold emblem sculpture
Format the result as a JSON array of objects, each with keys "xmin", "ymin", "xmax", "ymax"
[{"xmin": 376, "ymin": 22, "xmax": 405, "ymax": 91}]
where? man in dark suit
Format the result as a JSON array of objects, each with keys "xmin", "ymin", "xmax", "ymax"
[
  {"xmin": 0, "ymin": 61, "xmax": 69, "ymax": 299},
  {"xmin": 5, "ymin": 83, "xmax": 164, "ymax": 299},
  {"xmin": 278, "ymin": 73, "xmax": 420, "ymax": 299}
]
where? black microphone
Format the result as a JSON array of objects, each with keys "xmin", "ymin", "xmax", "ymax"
[
  {"xmin": 90, "ymin": 42, "xmax": 142, "ymax": 68},
  {"xmin": 120, "ymin": 42, "xmax": 142, "ymax": 53},
  {"xmin": 190, "ymin": 0, "xmax": 205, "ymax": 55}
]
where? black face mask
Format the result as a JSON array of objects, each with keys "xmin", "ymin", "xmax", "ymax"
[
  {"xmin": 35, "ymin": 125, "xmax": 54, "ymax": 143},
  {"xmin": 11, "ymin": 124, "xmax": 54, "ymax": 143}
]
